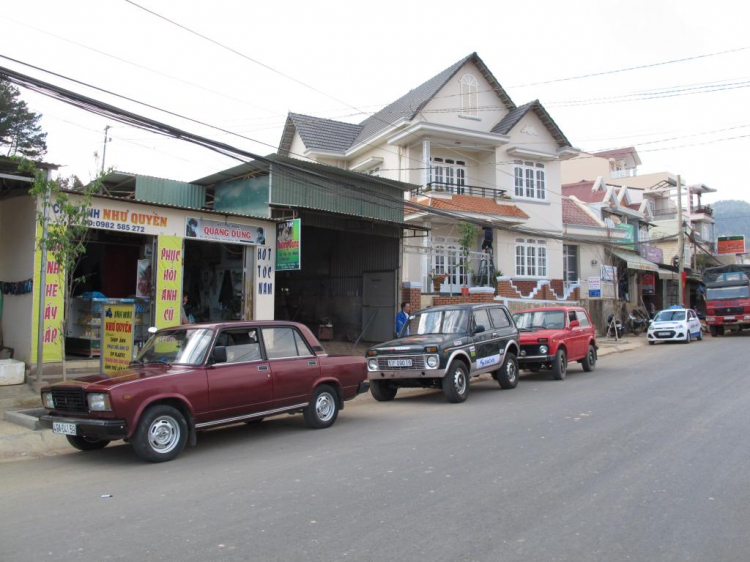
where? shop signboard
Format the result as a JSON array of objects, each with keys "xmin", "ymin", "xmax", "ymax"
[
  {"xmin": 601, "ymin": 266, "xmax": 615, "ymax": 283},
  {"xmin": 588, "ymin": 276, "xmax": 602, "ymax": 298},
  {"xmin": 100, "ymin": 303, "xmax": 135, "ymax": 373},
  {"xmin": 615, "ymin": 224, "xmax": 636, "ymax": 250},
  {"xmin": 31, "ymin": 226, "xmax": 65, "ymax": 364},
  {"xmin": 641, "ymin": 272, "xmax": 656, "ymax": 295},
  {"xmin": 641, "ymin": 245, "xmax": 664, "ymax": 264},
  {"xmin": 717, "ymin": 235, "xmax": 746, "ymax": 255},
  {"xmin": 155, "ymin": 236, "xmax": 183, "ymax": 329},
  {"xmin": 276, "ymin": 219, "xmax": 301, "ymax": 271},
  {"xmin": 185, "ymin": 216, "xmax": 266, "ymax": 246}
]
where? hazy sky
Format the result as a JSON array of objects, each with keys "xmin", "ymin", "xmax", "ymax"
[{"xmin": 2, "ymin": 0, "xmax": 749, "ymax": 203}]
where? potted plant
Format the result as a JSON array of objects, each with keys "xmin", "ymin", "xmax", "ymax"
[{"xmin": 430, "ymin": 272, "xmax": 447, "ymax": 292}]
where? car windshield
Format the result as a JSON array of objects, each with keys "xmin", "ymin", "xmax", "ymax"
[
  {"xmin": 706, "ymin": 286, "xmax": 750, "ymax": 301},
  {"xmin": 654, "ymin": 310, "xmax": 686, "ymax": 322},
  {"xmin": 406, "ymin": 309, "xmax": 469, "ymax": 336},
  {"xmin": 135, "ymin": 328, "xmax": 214, "ymax": 366},
  {"xmin": 512, "ymin": 310, "xmax": 566, "ymax": 331}
]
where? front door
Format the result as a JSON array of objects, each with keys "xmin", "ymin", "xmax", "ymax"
[
  {"xmin": 488, "ymin": 306, "xmax": 515, "ymax": 358},
  {"xmin": 206, "ymin": 327, "xmax": 273, "ymax": 421},
  {"xmin": 262, "ymin": 326, "xmax": 320, "ymax": 409},
  {"xmin": 566, "ymin": 310, "xmax": 587, "ymax": 359}
]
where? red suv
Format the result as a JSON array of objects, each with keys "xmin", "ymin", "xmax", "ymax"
[{"xmin": 512, "ymin": 307, "xmax": 597, "ymax": 380}]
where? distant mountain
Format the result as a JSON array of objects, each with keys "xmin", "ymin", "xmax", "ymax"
[{"xmin": 712, "ymin": 200, "xmax": 750, "ymax": 240}]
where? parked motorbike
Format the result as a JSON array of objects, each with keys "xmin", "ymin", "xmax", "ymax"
[
  {"xmin": 606, "ymin": 313, "xmax": 623, "ymax": 339},
  {"xmin": 626, "ymin": 309, "xmax": 650, "ymax": 335}
]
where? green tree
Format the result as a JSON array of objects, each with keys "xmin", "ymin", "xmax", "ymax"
[
  {"xmin": 23, "ymin": 159, "xmax": 101, "ymax": 380},
  {"xmin": 1, "ymin": 80, "xmax": 48, "ymax": 159}
]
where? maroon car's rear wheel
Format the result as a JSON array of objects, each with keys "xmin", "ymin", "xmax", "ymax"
[{"xmin": 303, "ymin": 385, "xmax": 339, "ymax": 429}]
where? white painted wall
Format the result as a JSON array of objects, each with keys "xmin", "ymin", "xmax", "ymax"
[{"xmin": 0, "ymin": 196, "xmax": 37, "ymax": 364}]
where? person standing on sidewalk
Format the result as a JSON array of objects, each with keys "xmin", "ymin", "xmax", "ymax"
[{"xmin": 395, "ymin": 302, "xmax": 411, "ymax": 337}]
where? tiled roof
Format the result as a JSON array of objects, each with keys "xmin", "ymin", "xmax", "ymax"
[
  {"xmin": 490, "ymin": 99, "xmax": 572, "ymax": 147},
  {"xmin": 563, "ymin": 197, "xmax": 601, "ymax": 227},
  {"xmin": 280, "ymin": 52, "xmax": 519, "ymax": 154},
  {"xmin": 407, "ymin": 195, "xmax": 528, "ymax": 219},
  {"xmin": 287, "ymin": 113, "xmax": 363, "ymax": 153},
  {"xmin": 594, "ymin": 147, "xmax": 636, "ymax": 160},
  {"xmin": 562, "ymin": 181, "xmax": 608, "ymax": 203}
]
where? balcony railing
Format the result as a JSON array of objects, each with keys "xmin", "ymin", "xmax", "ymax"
[
  {"xmin": 693, "ymin": 204, "xmax": 714, "ymax": 216},
  {"xmin": 411, "ymin": 182, "xmax": 508, "ymax": 199},
  {"xmin": 610, "ymin": 168, "xmax": 637, "ymax": 179}
]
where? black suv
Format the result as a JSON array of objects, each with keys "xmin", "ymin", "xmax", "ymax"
[{"xmin": 366, "ymin": 303, "xmax": 520, "ymax": 403}]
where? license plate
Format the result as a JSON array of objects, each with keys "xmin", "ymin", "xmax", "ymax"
[
  {"xmin": 657, "ymin": 331, "xmax": 671, "ymax": 336},
  {"xmin": 725, "ymin": 316, "xmax": 735, "ymax": 321},
  {"xmin": 52, "ymin": 422, "xmax": 76, "ymax": 436},
  {"xmin": 387, "ymin": 359, "xmax": 412, "ymax": 367}
]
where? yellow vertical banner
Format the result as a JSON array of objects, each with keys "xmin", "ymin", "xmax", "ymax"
[
  {"xmin": 155, "ymin": 235, "xmax": 183, "ymax": 329},
  {"xmin": 101, "ymin": 304, "xmax": 135, "ymax": 373},
  {"xmin": 31, "ymin": 227, "xmax": 65, "ymax": 363}
]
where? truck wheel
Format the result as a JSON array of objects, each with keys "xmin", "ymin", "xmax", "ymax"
[
  {"xmin": 370, "ymin": 380, "xmax": 398, "ymax": 402},
  {"xmin": 131, "ymin": 405, "xmax": 188, "ymax": 463},
  {"xmin": 551, "ymin": 349, "xmax": 567, "ymax": 381},
  {"xmin": 496, "ymin": 353, "xmax": 519, "ymax": 389},
  {"xmin": 303, "ymin": 385, "xmax": 339, "ymax": 429},
  {"xmin": 66, "ymin": 435, "xmax": 110, "ymax": 451},
  {"xmin": 442, "ymin": 361, "xmax": 469, "ymax": 403},
  {"xmin": 709, "ymin": 326, "xmax": 718, "ymax": 337},
  {"xmin": 697, "ymin": 330, "xmax": 703, "ymax": 341},
  {"xmin": 581, "ymin": 345, "xmax": 597, "ymax": 372}
]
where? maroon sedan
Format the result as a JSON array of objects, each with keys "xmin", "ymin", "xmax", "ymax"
[
  {"xmin": 39, "ymin": 322, "xmax": 369, "ymax": 462},
  {"xmin": 512, "ymin": 307, "xmax": 598, "ymax": 380}
]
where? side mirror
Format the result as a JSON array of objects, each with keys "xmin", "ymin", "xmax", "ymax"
[
  {"xmin": 569, "ymin": 320, "xmax": 580, "ymax": 329},
  {"xmin": 212, "ymin": 346, "xmax": 227, "ymax": 364},
  {"xmin": 473, "ymin": 325, "xmax": 486, "ymax": 335}
]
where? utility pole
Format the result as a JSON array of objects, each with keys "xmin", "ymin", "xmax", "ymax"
[
  {"xmin": 100, "ymin": 125, "xmax": 110, "ymax": 174},
  {"xmin": 676, "ymin": 174, "xmax": 685, "ymax": 306}
]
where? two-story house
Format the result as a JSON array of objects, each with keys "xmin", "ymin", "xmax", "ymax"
[{"xmin": 279, "ymin": 52, "xmax": 580, "ymax": 310}]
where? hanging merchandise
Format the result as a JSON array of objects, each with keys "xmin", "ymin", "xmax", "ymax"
[{"xmin": 0, "ymin": 279, "xmax": 34, "ymax": 295}]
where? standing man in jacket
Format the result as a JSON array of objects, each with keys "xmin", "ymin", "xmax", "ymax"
[{"xmin": 395, "ymin": 302, "xmax": 411, "ymax": 337}]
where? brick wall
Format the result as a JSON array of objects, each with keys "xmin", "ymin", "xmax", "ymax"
[
  {"xmin": 433, "ymin": 292, "xmax": 495, "ymax": 306},
  {"xmin": 401, "ymin": 286, "xmax": 422, "ymax": 310}
]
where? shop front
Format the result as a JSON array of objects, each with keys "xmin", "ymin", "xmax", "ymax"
[{"xmin": 30, "ymin": 193, "xmax": 275, "ymax": 371}]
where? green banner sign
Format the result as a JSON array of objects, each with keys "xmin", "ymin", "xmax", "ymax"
[{"xmin": 276, "ymin": 219, "xmax": 301, "ymax": 271}]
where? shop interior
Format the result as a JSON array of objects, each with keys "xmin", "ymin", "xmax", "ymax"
[
  {"xmin": 182, "ymin": 239, "xmax": 246, "ymax": 323},
  {"xmin": 67, "ymin": 229, "xmax": 153, "ymax": 357}
]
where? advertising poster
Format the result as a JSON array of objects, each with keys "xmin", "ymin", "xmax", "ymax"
[
  {"xmin": 276, "ymin": 218, "xmax": 301, "ymax": 271},
  {"xmin": 588, "ymin": 276, "xmax": 602, "ymax": 298},
  {"xmin": 185, "ymin": 216, "xmax": 266, "ymax": 246},
  {"xmin": 136, "ymin": 259, "xmax": 152, "ymax": 298},
  {"xmin": 155, "ymin": 236, "xmax": 183, "ymax": 329},
  {"xmin": 100, "ymin": 304, "xmax": 135, "ymax": 374},
  {"xmin": 641, "ymin": 273, "xmax": 656, "ymax": 295},
  {"xmin": 601, "ymin": 266, "xmax": 615, "ymax": 283},
  {"xmin": 31, "ymin": 228, "xmax": 65, "ymax": 363},
  {"xmin": 717, "ymin": 235, "xmax": 746, "ymax": 255}
]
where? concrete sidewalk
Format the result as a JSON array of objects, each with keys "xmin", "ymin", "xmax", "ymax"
[{"xmin": 0, "ymin": 335, "xmax": 652, "ymax": 462}]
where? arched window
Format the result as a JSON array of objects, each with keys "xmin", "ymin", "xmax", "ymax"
[{"xmin": 460, "ymin": 74, "xmax": 478, "ymax": 117}]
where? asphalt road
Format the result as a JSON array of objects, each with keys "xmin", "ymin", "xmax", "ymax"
[{"xmin": 2, "ymin": 333, "xmax": 750, "ymax": 562}]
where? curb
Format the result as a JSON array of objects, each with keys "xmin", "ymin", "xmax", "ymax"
[{"xmin": 3, "ymin": 409, "xmax": 45, "ymax": 431}]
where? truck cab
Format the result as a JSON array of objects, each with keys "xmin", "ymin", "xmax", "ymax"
[{"xmin": 703, "ymin": 267, "xmax": 750, "ymax": 336}]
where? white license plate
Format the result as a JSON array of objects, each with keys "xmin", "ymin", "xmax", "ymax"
[
  {"xmin": 657, "ymin": 331, "xmax": 671, "ymax": 336},
  {"xmin": 387, "ymin": 359, "xmax": 413, "ymax": 367},
  {"xmin": 52, "ymin": 422, "xmax": 77, "ymax": 436},
  {"xmin": 724, "ymin": 316, "xmax": 736, "ymax": 321}
]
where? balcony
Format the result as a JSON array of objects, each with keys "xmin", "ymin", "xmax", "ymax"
[
  {"xmin": 693, "ymin": 204, "xmax": 714, "ymax": 217},
  {"xmin": 610, "ymin": 168, "xmax": 637, "ymax": 179},
  {"xmin": 411, "ymin": 182, "xmax": 508, "ymax": 199}
]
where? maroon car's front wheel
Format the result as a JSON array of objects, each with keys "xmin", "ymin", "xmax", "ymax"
[{"xmin": 131, "ymin": 405, "xmax": 188, "ymax": 463}]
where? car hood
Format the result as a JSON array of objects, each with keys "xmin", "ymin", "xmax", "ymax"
[
  {"xmin": 518, "ymin": 328, "xmax": 563, "ymax": 344},
  {"xmin": 650, "ymin": 321, "xmax": 685, "ymax": 329},
  {"xmin": 45, "ymin": 365, "xmax": 196, "ymax": 390},
  {"xmin": 370, "ymin": 334, "xmax": 465, "ymax": 353}
]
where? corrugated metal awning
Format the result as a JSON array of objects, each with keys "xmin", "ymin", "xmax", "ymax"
[{"xmin": 610, "ymin": 249, "xmax": 658, "ymax": 272}]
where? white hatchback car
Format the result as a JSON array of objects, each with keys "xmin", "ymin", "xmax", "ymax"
[{"xmin": 647, "ymin": 308, "xmax": 703, "ymax": 344}]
